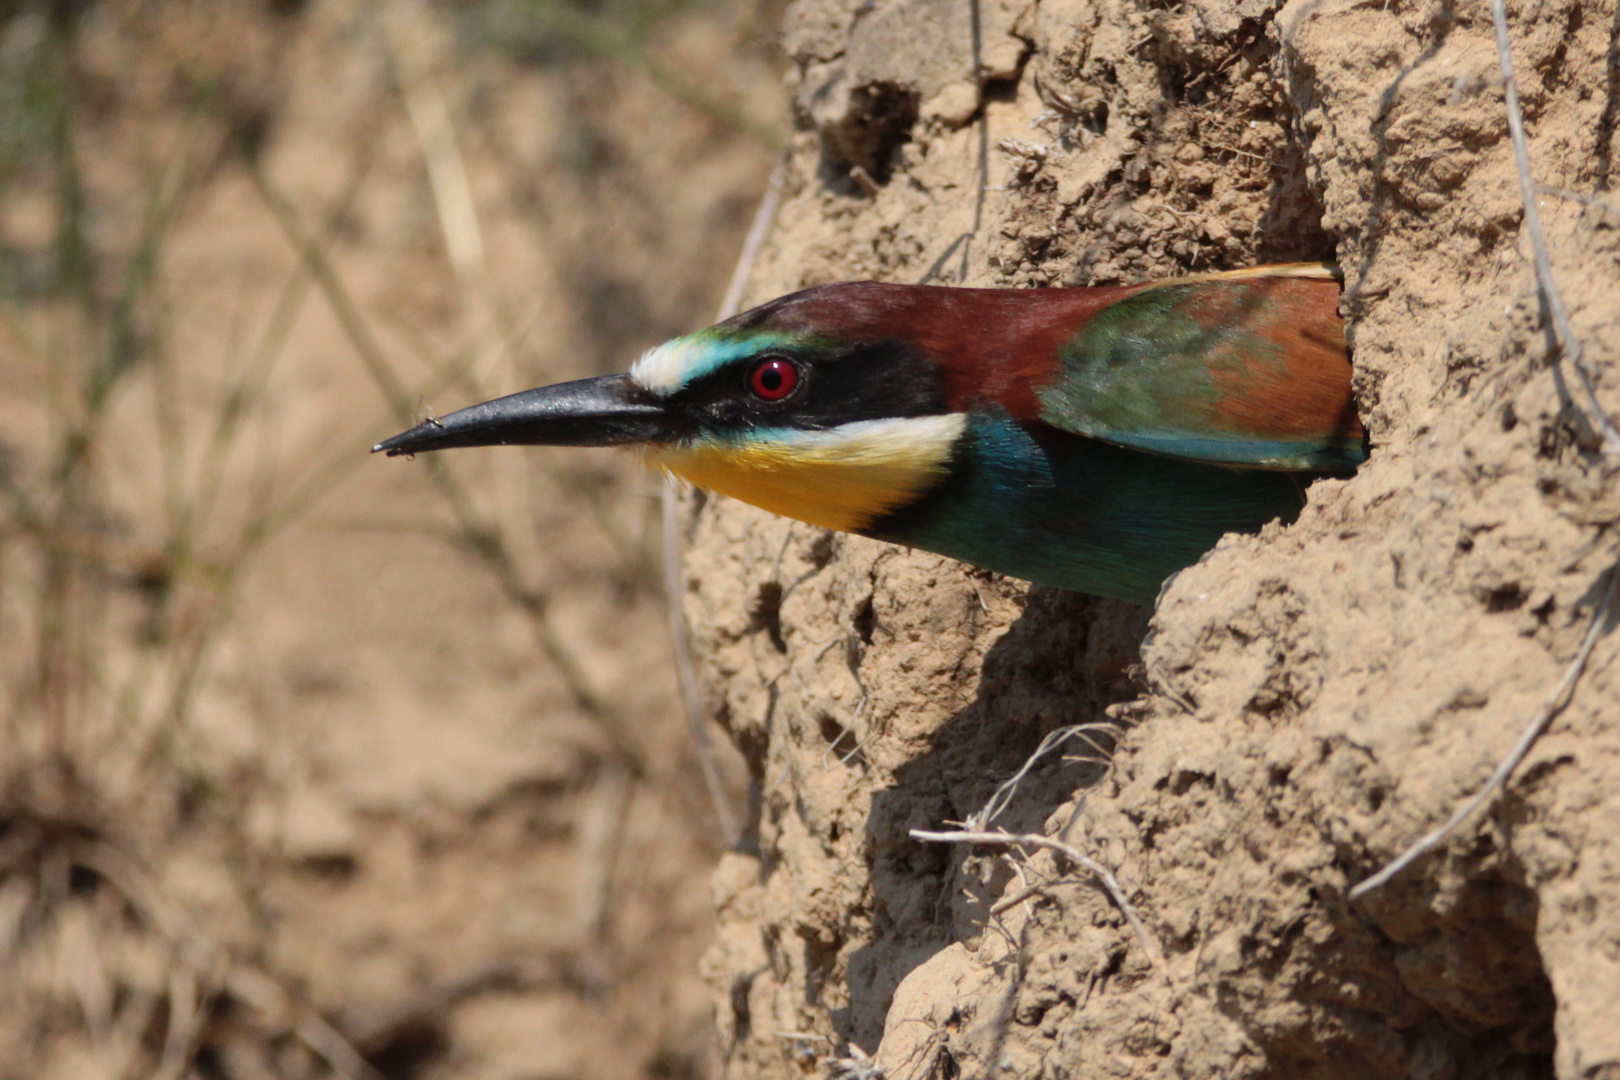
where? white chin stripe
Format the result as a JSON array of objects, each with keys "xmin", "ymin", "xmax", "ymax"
[{"xmin": 757, "ymin": 414, "xmax": 969, "ymax": 456}]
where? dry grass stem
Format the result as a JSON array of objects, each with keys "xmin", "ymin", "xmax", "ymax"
[
  {"xmin": 909, "ymin": 828, "xmax": 1167, "ymax": 978},
  {"xmin": 1489, "ymin": 0, "xmax": 1620, "ymax": 453},
  {"xmin": 1349, "ymin": 7, "xmax": 1620, "ymax": 897},
  {"xmin": 661, "ymin": 154, "xmax": 787, "ymax": 841},
  {"xmin": 967, "ymin": 722, "xmax": 1118, "ymax": 831},
  {"xmin": 1351, "ymin": 560, "xmax": 1620, "ymax": 898},
  {"xmin": 74, "ymin": 842, "xmax": 386, "ymax": 1080},
  {"xmin": 718, "ymin": 158, "xmax": 788, "ymax": 324},
  {"xmin": 827, "ymin": 1043, "xmax": 886, "ymax": 1080},
  {"xmin": 225, "ymin": 968, "xmax": 388, "ymax": 1080},
  {"xmin": 249, "ymin": 157, "xmax": 649, "ymax": 773},
  {"xmin": 517, "ymin": 0, "xmax": 781, "ymax": 147}
]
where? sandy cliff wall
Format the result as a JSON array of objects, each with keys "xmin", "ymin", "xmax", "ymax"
[{"xmin": 683, "ymin": 0, "xmax": 1620, "ymax": 1075}]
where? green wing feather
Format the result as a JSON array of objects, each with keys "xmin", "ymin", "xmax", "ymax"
[{"xmin": 1036, "ymin": 264, "xmax": 1365, "ymax": 471}]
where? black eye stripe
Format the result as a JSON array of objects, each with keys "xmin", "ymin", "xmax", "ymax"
[{"xmin": 664, "ymin": 340, "xmax": 948, "ymax": 429}]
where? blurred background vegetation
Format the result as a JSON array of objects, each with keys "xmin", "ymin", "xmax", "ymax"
[{"xmin": 0, "ymin": 0, "xmax": 782, "ymax": 1076}]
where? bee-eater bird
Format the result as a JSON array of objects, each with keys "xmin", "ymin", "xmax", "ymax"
[{"xmin": 376, "ymin": 264, "xmax": 1363, "ymax": 606}]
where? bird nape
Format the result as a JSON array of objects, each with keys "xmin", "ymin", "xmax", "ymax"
[{"xmin": 375, "ymin": 264, "xmax": 1365, "ymax": 606}]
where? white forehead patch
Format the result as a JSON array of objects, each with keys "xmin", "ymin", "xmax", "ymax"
[
  {"xmin": 629, "ymin": 339, "xmax": 697, "ymax": 396},
  {"xmin": 631, "ymin": 326, "xmax": 810, "ymax": 397},
  {"xmin": 630, "ymin": 335, "xmax": 765, "ymax": 397}
]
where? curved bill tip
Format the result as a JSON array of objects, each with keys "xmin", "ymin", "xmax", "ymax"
[
  {"xmin": 372, "ymin": 375, "xmax": 676, "ymax": 457},
  {"xmin": 373, "ymin": 422, "xmax": 445, "ymax": 457}
]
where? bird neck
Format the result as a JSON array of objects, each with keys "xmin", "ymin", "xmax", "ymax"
[{"xmin": 862, "ymin": 411, "xmax": 1308, "ymax": 604}]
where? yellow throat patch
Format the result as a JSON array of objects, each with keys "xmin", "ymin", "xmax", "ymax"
[{"xmin": 645, "ymin": 414, "xmax": 967, "ymax": 534}]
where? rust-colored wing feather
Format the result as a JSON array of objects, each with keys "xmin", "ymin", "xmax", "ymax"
[{"xmin": 1035, "ymin": 264, "xmax": 1364, "ymax": 470}]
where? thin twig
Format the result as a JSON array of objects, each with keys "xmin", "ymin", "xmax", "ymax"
[
  {"xmin": 225, "ymin": 967, "xmax": 387, "ymax": 1080},
  {"xmin": 827, "ymin": 1043, "xmax": 886, "ymax": 1080},
  {"xmin": 248, "ymin": 159, "xmax": 648, "ymax": 773},
  {"xmin": 1206, "ymin": 141, "xmax": 1278, "ymax": 165},
  {"xmin": 662, "ymin": 482, "xmax": 735, "ymax": 841},
  {"xmin": 990, "ymin": 881, "xmax": 1052, "ymax": 917},
  {"xmin": 717, "ymin": 159, "xmax": 787, "ymax": 324},
  {"xmin": 75, "ymin": 842, "xmax": 385, "ymax": 1080},
  {"xmin": 1490, "ymin": 0, "xmax": 1620, "ymax": 453},
  {"xmin": 968, "ymin": 723, "xmax": 1118, "ymax": 831},
  {"xmin": 1350, "ymin": 8, "xmax": 1620, "ymax": 896},
  {"xmin": 387, "ymin": 8, "xmax": 524, "ymax": 379},
  {"xmin": 1350, "ymin": 562, "xmax": 1620, "ymax": 899},
  {"xmin": 398, "ymin": 78, "xmax": 488, "ymax": 293},
  {"xmin": 516, "ymin": 0, "xmax": 780, "ymax": 147},
  {"xmin": 1536, "ymin": 184, "xmax": 1617, "ymax": 208},
  {"xmin": 659, "ymin": 157, "xmax": 786, "ymax": 842},
  {"xmin": 909, "ymin": 829, "xmax": 1167, "ymax": 976},
  {"xmin": 151, "ymin": 967, "xmax": 203, "ymax": 1080}
]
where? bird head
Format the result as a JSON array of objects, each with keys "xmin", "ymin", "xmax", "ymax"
[{"xmin": 373, "ymin": 282, "xmax": 1056, "ymax": 532}]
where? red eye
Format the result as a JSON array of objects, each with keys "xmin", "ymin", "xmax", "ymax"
[{"xmin": 749, "ymin": 357, "xmax": 799, "ymax": 401}]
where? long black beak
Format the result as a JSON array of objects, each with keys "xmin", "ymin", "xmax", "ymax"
[{"xmin": 373, "ymin": 374, "xmax": 676, "ymax": 456}]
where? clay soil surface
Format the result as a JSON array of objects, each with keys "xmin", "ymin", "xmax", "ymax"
[{"xmin": 685, "ymin": 0, "xmax": 1620, "ymax": 1076}]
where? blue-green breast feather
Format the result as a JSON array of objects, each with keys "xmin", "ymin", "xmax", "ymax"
[{"xmin": 865, "ymin": 410, "xmax": 1308, "ymax": 605}]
